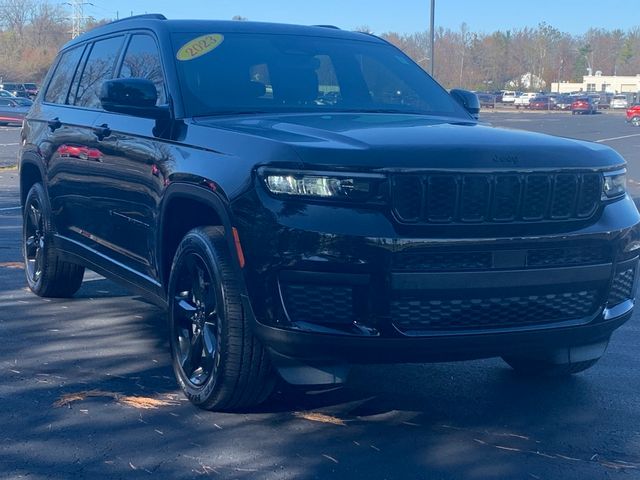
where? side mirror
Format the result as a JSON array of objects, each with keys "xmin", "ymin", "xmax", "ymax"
[
  {"xmin": 450, "ymin": 89, "xmax": 480, "ymax": 119},
  {"xmin": 100, "ymin": 78, "xmax": 170, "ymax": 120}
]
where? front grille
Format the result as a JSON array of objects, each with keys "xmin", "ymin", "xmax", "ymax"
[
  {"xmin": 281, "ymin": 283, "xmax": 354, "ymax": 325},
  {"xmin": 391, "ymin": 172, "xmax": 602, "ymax": 224},
  {"xmin": 392, "ymin": 290, "xmax": 600, "ymax": 334},
  {"xmin": 526, "ymin": 245, "xmax": 611, "ymax": 267},
  {"xmin": 607, "ymin": 268, "xmax": 636, "ymax": 307},
  {"xmin": 392, "ymin": 245, "xmax": 612, "ymax": 272}
]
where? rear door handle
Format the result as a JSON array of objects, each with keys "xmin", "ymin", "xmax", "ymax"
[
  {"xmin": 93, "ymin": 123, "xmax": 111, "ymax": 141},
  {"xmin": 47, "ymin": 117, "xmax": 62, "ymax": 132}
]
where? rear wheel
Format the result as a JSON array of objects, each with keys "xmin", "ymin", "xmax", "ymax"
[
  {"xmin": 23, "ymin": 183, "xmax": 84, "ymax": 297},
  {"xmin": 168, "ymin": 226, "xmax": 275, "ymax": 411}
]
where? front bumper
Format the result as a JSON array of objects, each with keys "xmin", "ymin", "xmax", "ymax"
[{"xmin": 233, "ymin": 189, "xmax": 640, "ymax": 363}]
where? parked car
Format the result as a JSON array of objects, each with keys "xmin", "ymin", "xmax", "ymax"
[
  {"xmin": 554, "ymin": 95, "xmax": 573, "ymax": 110},
  {"xmin": 476, "ymin": 92, "xmax": 496, "ymax": 108},
  {"xmin": 596, "ymin": 93, "xmax": 612, "ymax": 109},
  {"xmin": 571, "ymin": 97, "xmax": 597, "ymax": 114},
  {"xmin": 528, "ymin": 96, "xmax": 551, "ymax": 110},
  {"xmin": 0, "ymin": 97, "xmax": 32, "ymax": 125},
  {"xmin": 0, "ymin": 83, "xmax": 29, "ymax": 98},
  {"xmin": 626, "ymin": 104, "xmax": 640, "ymax": 126},
  {"xmin": 612, "ymin": 95, "xmax": 629, "ymax": 110},
  {"xmin": 514, "ymin": 92, "xmax": 538, "ymax": 109},
  {"xmin": 0, "ymin": 89, "xmax": 17, "ymax": 98},
  {"xmin": 20, "ymin": 14, "xmax": 640, "ymax": 411},
  {"xmin": 22, "ymin": 83, "xmax": 39, "ymax": 98},
  {"xmin": 500, "ymin": 90, "xmax": 517, "ymax": 103}
]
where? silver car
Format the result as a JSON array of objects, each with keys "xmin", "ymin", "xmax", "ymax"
[{"xmin": 611, "ymin": 95, "xmax": 629, "ymax": 109}]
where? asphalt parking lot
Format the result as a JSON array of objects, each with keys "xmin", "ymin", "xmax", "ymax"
[{"xmin": 2, "ymin": 111, "xmax": 640, "ymax": 480}]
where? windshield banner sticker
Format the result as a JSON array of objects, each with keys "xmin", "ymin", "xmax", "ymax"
[{"xmin": 177, "ymin": 34, "xmax": 224, "ymax": 61}]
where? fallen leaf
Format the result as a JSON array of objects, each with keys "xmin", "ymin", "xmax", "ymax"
[
  {"xmin": 294, "ymin": 411, "xmax": 346, "ymax": 426},
  {"xmin": 0, "ymin": 262, "xmax": 23, "ymax": 269},
  {"xmin": 53, "ymin": 390, "xmax": 179, "ymax": 409}
]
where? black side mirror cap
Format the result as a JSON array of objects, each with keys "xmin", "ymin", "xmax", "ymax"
[
  {"xmin": 450, "ymin": 89, "xmax": 480, "ymax": 119},
  {"xmin": 100, "ymin": 78, "xmax": 171, "ymax": 120}
]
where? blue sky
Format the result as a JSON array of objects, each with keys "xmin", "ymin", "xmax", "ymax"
[{"xmin": 72, "ymin": 0, "xmax": 640, "ymax": 35}]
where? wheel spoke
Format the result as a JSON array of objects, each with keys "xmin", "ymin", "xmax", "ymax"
[
  {"xmin": 25, "ymin": 235, "xmax": 37, "ymax": 256},
  {"xmin": 28, "ymin": 204, "xmax": 40, "ymax": 229}
]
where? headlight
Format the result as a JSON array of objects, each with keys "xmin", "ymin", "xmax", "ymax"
[
  {"xmin": 260, "ymin": 168, "xmax": 385, "ymax": 202},
  {"xmin": 603, "ymin": 170, "xmax": 626, "ymax": 198}
]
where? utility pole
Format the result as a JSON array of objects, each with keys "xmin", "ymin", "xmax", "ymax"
[{"xmin": 429, "ymin": 0, "xmax": 435, "ymax": 77}]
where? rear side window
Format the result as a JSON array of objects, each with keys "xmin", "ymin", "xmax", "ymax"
[
  {"xmin": 44, "ymin": 46, "xmax": 85, "ymax": 104},
  {"xmin": 75, "ymin": 36, "xmax": 125, "ymax": 109},
  {"xmin": 118, "ymin": 34, "xmax": 166, "ymax": 105},
  {"xmin": 0, "ymin": 99, "xmax": 12, "ymax": 106}
]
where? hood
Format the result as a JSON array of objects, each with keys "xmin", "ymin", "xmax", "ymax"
[{"xmin": 194, "ymin": 113, "xmax": 625, "ymax": 171}]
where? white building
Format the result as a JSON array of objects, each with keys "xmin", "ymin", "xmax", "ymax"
[{"xmin": 551, "ymin": 73, "xmax": 640, "ymax": 94}]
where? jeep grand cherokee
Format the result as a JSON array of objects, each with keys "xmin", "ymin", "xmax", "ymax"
[{"xmin": 19, "ymin": 14, "xmax": 640, "ymax": 411}]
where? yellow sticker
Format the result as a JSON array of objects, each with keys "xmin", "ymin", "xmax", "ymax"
[{"xmin": 177, "ymin": 34, "xmax": 224, "ymax": 61}]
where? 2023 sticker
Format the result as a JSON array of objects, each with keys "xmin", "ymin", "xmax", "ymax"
[{"xmin": 177, "ymin": 34, "xmax": 224, "ymax": 61}]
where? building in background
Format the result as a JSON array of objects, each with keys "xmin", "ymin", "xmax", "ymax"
[{"xmin": 552, "ymin": 73, "xmax": 640, "ymax": 95}]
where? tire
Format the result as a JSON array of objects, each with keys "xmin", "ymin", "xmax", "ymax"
[
  {"xmin": 168, "ymin": 226, "xmax": 275, "ymax": 411},
  {"xmin": 632, "ymin": 116, "xmax": 640, "ymax": 127},
  {"xmin": 23, "ymin": 183, "xmax": 84, "ymax": 297}
]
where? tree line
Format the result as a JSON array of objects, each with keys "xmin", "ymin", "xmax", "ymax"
[{"xmin": 1, "ymin": 0, "xmax": 638, "ymax": 93}]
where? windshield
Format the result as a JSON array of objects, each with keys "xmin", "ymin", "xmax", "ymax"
[
  {"xmin": 172, "ymin": 32, "xmax": 468, "ymax": 118},
  {"xmin": 24, "ymin": 83, "xmax": 37, "ymax": 89}
]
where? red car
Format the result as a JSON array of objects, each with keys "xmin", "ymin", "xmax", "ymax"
[
  {"xmin": 626, "ymin": 104, "xmax": 640, "ymax": 126},
  {"xmin": 529, "ymin": 96, "xmax": 551, "ymax": 110},
  {"xmin": 571, "ymin": 97, "xmax": 596, "ymax": 115}
]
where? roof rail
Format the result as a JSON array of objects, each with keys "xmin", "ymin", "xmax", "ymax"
[
  {"xmin": 107, "ymin": 13, "xmax": 167, "ymax": 25},
  {"xmin": 312, "ymin": 24, "xmax": 340, "ymax": 29}
]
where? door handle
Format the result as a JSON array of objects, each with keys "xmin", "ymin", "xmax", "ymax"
[
  {"xmin": 93, "ymin": 123, "xmax": 111, "ymax": 141},
  {"xmin": 48, "ymin": 117, "xmax": 62, "ymax": 132}
]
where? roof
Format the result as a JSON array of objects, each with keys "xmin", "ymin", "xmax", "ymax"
[{"xmin": 63, "ymin": 15, "xmax": 383, "ymax": 50}]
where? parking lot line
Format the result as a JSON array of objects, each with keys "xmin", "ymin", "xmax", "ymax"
[{"xmin": 595, "ymin": 133, "xmax": 640, "ymax": 143}]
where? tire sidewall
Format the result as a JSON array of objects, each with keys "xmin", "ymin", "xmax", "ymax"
[{"xmin": 168, "ymin": 230, "xmax": 226, "ymax": 406}]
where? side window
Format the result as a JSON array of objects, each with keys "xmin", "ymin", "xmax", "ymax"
[
  {"xmin": 0, "ymin": 99, "xmax": 11, "ymax": 106},
  {"xmin": 44, "ymin": 46, "xmax": 85, "ymax": 105},
  {"xmin": 75, "ymin": 36, "xmax": 125, "ymax": 109},
  {"xmin": 119, "ymin": 34, "xmax": 166, "ymax": 105}
]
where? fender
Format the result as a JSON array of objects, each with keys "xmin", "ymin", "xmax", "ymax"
[
  {"xmin": 18, "ymin": 150, "xmax": 47, "ymax": 208},
  {"xmin": 158, "ymin": 181, "xmax": 244, "ymax": 290}
]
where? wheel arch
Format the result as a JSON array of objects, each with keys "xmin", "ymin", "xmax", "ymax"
[
  {"xmin": 158, "ymin": 182, "xmax": 242, "ymax": 293},
  {"xmin": 19, "ymin": 155, "xmax": 46, "ymax": 209}
]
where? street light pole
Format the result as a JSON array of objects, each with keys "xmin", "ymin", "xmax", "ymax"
[{"xmin": 430, "ymin": 0, "xmax": 435, "ymax": 76}]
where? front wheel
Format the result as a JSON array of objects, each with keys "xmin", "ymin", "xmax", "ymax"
[
  {"xmin": 168, "ymin": 226, "xmax": 275, "ymax": 411},
  {"xmin": 631, "ymin": 116, "xmax": 640, "ymax": 127},
  {"xmin": 23, "ymin": 183, "xmax": 84, "ymax": 297}
]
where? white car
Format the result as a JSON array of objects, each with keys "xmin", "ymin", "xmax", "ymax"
[
  {"xmin": 501, "ymin": 91, "xmax": 517, "ymax": 103},
  {"xmin": 611, "ymin": 95, "xmax": 629, "ymax": 109},
  {"xmin": 514, "ymin": 92, "xmax": 539, "ymax": 109}
]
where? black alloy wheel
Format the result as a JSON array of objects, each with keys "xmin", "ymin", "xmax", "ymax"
[
  {"xmin": 172, "ymin": 251, "xmax": 220, "ymax": 387},
  {"xmin": 168, "ymin": 226, "xmax": 275, "ymax": 411},
  {"xmin": 22, "ymin": 183, "xmax": 84, "ymax": 297},
  {"xmin": 24, "ymin": 195, "xmax": 45, "ymax": 284}
]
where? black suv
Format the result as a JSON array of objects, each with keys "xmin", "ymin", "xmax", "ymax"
[{"xmin": 19, "ymin": 15, "xmax": 640, "ymax": 411}]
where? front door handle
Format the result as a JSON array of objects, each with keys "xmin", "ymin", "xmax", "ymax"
[
  {"xmin": 48, "ymin": 117, "xmax": 62, "ymax": 132},
  {"xmin": 93, "ymin": 123, "xmax": 111, "ymax": 141}
]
